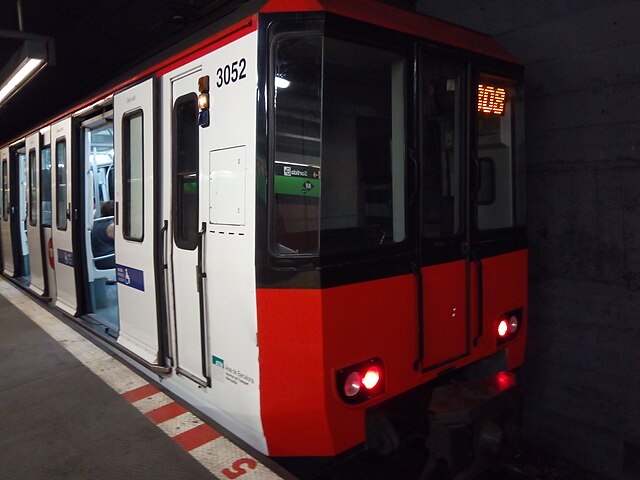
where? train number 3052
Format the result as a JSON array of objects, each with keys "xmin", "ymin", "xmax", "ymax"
[{"xmin": 216, "ymin": 58, "xmax": 247, "ymax": 87}]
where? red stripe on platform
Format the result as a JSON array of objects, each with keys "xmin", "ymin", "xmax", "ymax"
[
  {"xmin": 121, "ymin": 384, "xmax": 160, "ymax": 403},
  {"xmin": 146, "ymin": 401, "xmax": 188, "ymax": 424},
  {"xmin": 172, "ymin": 423, "xmax": 221, "ymax": 451}
]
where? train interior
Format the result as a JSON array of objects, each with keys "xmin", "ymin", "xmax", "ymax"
[{"xmin": 82, "ymin": 115, "xmax": 119, "ymax": 336}]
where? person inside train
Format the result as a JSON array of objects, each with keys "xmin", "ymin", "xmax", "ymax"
[{"xmin": 91, "ymin": 200, "xmax": 115, "ymax": 270}]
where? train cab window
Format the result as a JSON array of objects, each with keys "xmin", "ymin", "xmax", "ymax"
[
  {"xmin": 420, "ymin": 58, "xmax": 464, "ymax": 238},
  {"xmin": 272, "ymin": 35, "xmax": 322, "ymax": 254},
  {"xmin": 55, "ymin": 139, "xmax": 67, "ymax": 230},
  {"xmin": 173, "ymin": 94, "xmax": 199, "ymax": 250},
  {"xmin": 2, "ymin": 159, "xmax": 7, "ymax": 221},
  {"xmin": 123, "ymin": 111, "xmax": 144, "ymax": 241},
  {"xmin": 28, "ymin": 149, "xmax": 37, "ymax": 226},
  {"xmin": 271, "ymin": 35, "xmax": 406, "ymax": 257},
  {"xmin": 41, "ymin": 147, "xmax": 52, "ymax": 227},
  {"xmin": 476, "ymin": 74, "xmax": 524, "ymax": 230}
]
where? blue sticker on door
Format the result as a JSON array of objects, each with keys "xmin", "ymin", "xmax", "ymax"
[
  {"xmin": 57, "ymin": 249, "xmax": 74, "ymax": 267},
  {"xmin": 116, "ymin": 264, "xmax": 144, "ymax": 292}
]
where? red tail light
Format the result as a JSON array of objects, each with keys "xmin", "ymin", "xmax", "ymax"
[
  {"xmin": 497, "ymin": 308, "xmax": 523, "ymax": 345},
  {"xmin": 498, "ymin": 319, "xmax": 509, "ymax": 337},
  {"xmin": 337, "ymin": 359, "xmax": 385, "ymax": 404},
  {"xmin": 362, "ymin": 366, "xmax": 381, "ymax": 390}
]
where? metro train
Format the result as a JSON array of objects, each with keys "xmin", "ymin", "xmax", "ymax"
[{"xmin": 0, "ymin": 0, "xmax": 527, "ymax": 476}]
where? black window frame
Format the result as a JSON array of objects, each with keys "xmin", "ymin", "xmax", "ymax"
[
  {"xmin": 55, "ymin": 138, "xmax": 67, "ymax": 231},
  {"xmin": 122, "ymin": 109, "xmax": 145, "ymax": 242},
  {"xmin": 172, "ymin": 92, "xmax": 200, "ymax": 251}
]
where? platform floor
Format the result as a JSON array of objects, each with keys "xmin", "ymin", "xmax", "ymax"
[{"xmin": 0, "ymin": 279, "xmax": 284, "ymax": 480}]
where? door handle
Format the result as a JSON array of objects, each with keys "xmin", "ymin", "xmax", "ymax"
[
  {"xmin": 160, "ymin": 220, "xmax": 168, "ymax": 269},
  {"xmin": 195, "ymin": 222, "xmax": 207, "ymax": 292},
  {"xmin": 408, "ymin": 147, "xmax": 419, "ymax": 206},
  {"xmin": 472, "ymin": 256, "xmax": 483, "ymax": 347}
]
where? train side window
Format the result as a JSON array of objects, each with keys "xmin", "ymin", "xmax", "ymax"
[
  {"xmin": 271, "ymin": 34, "xmax": 323, "ymax": 255},
  {"xmin": 28, "ymin": 149, "xmax": 37, "ymax": 226},
  {"xmin": 420, "ymin": 58, "xmax": 465, "ymax": 238},
  {"xmin": 173, "ymin": 93, "xmax": 199, "ymax": 250},
  {"xmin": 55, "ymin": 139, "xmax": 67, "ymax": 230},
  {"xmin": 2, "ymin": 159, "xmax": 7, "ymax": 221},
  {"xmin": 41, "ymin": 147, "xmax": 52, "ymax": 227},
  {"xmin": 476, "ymin": 74, "xmax": 524, "ymax": 230},
  {"xmin": 123, "ymin": 111, "xmax": 144, "ymax": 241}
]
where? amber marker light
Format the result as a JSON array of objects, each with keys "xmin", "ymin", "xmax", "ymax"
[{"xmin": 198, "ymin": 93, "xmax": 209, "ymax": 110}]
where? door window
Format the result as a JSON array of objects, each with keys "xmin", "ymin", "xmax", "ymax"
[
  {"xmin": 55, "ymin": 139, "xmax": 67, "ymax": 230},
  {"xmin": 123, "ymin": 111, "xmax": 144, "ymax": 241},
  {"xmin": 2, "ymin": 160, "xmax": 7, "ymax": 221},
  {"xmin": 421, "ymin": 57, "xmax": 465, "ymax": 238},
  {"xmin": 41, "ymin": 147, "xmax": 52, "ymax": 227},
  {"xmin": 173, "ymin": 93, "xmax": 199, "ymax": 250},
  {"xmin": 29, "ymin": 149, "xmax": 37, "ymax": 226}
]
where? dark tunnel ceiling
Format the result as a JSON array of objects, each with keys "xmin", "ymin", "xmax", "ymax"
[{"xmin": 0, "ymin": 0, "xmax": 416, "ymax": 146}]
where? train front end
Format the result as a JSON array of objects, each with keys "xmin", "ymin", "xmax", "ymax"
[{"xmin": 254, "ymin": 0, "xmax": 527, "ymax": 470}]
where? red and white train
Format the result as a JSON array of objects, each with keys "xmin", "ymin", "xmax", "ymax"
[{"xmin": 0, "ymin": 0, "xmax": 526, "ymax": 475}]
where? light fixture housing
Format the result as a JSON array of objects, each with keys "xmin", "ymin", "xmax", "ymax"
[
  {"xmin": 0, "ymin": 38, "xmax": 51, "ymax": 107},
  {"xmin": 497, "ymin": 308, "xmax": 523, "ymax": 345},
  {"xmin": 336, "ymin": 358, "xmax": 385, "ymax": 404}
]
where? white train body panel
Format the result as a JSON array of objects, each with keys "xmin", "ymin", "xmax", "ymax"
[
  {"xmin": 160, "ymin": 30, "xmax": 265, "ymax": 452},
  {"xmin": 51, "ymin": 117, "xmax": 78, "ymax": 315},
  {"xmin": 113, "ymin": 78, "xmax": 162, "ymax": 364},
  {"xmin": 25, "ymin": 131, "xmax": 45, "ymax": 296}
]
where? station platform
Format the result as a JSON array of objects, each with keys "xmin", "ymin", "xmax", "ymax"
[{"xmin": 0, "ymin": 278, "xmax": 287, "ymax": 480}]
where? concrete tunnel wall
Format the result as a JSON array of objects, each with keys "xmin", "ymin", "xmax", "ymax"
[{"xmin": 415, "ymin": 1, "xmax": 640, "ymax": 478}]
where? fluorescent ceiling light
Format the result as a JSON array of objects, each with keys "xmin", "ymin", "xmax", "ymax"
[
  {"xmin": 0, "ymin": 38, "xmax": 49, "ymax": 107},
  {"xmin": 0, "ymin": 58, "xmax": 43, "ymax": 103}
]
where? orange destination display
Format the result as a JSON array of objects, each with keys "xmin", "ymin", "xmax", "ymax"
[{"xmin": 478, "ymin": 83, "xmax": 506, "ymax": 114}]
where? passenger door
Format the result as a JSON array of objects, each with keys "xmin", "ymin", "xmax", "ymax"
[
  {"xmin": 113, "ymin": 78, "xmax": 164, "ymax": 365},
  {"xmin": 0, "ymin": 147, "xmax": 13, "ymax": 276},
  {"xmin": 26, "ymin": 132, "xmax": 45, "ymax": 295},
  {"xmin": 165, "ymin": 70, "xmax": 210, "ymax": 386},
  {"xmin": 471, "ymin": 73, "xmax": 527, "ymax": 352},
  {"xmin": 51, "ymin": 117, "xmax": 78, "ymax": 315},
  {"xmin": 418, "ymin": 54, "xmax": 470, "ymax": 370}
]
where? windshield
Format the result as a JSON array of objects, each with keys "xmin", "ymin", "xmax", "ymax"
[{"xmin": 271, "ymin": 35, "xmax": 407, "ymax": 257}]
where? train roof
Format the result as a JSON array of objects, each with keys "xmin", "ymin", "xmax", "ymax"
[
  {"xmin": 259, "ymin": 0, "xmax": 519, "ymax": 65},
  {"xmin": 1, "ymin": 0, "xmax": 520, "ymax": 148}
]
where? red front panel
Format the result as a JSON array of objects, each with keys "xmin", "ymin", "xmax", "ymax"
[
  {"xmin": 257, "ymin": 275, "xmax": 419, "ymax": 456},
  {"xmin": 257, "ymin": 249, "xmax": 527, "ymax": 456},
  {"xmin": 477, "ymin": 249, "xmax": 528, "ymax": 369},
  {"xmin": 421, "ymin": 260, "xmax": 468, "ymax": 368}
]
